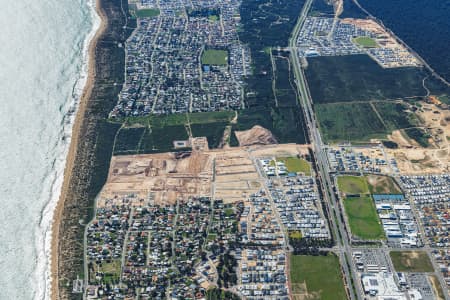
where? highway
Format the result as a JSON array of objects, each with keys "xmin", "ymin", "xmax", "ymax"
[
  {"xmin": 288, "ymin": 0, "xmax": 361, "ymax": 299},
  {"xmin": 288, "ymin": 2, "xmax": 450, "ymax": 299}
]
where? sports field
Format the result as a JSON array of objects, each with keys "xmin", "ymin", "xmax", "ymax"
[
  {"xmin": 208, "ymin": 15, "xmax": 219, "ymax": 21},
  {"xmin": 390, "ymin": 251, "xmax": 434, "ymax": 272},
  {"xmin": 135, "ymin": 8, "xmax": 160, "ymax": 18},
  {"xmin": 201, "ymin": 49, "xmax": 228, "ymax": 65},
  {"xmin": 290, "ymin": 254, "xmax": 347, "ymax": 300},
  {"xmin": 277, "ymin": 157, "xmax": 311, "ymax": 175},
  {"xmin": 337, "ymin": 175, "xmax": 369, "ymax": 195},
  {"xmin": 352, "ymin": 36, "xmax": 378, "ymax": 48},
  {"xmin": 344, "ymin": 195, "xmax": 384, "ymax": 240}
]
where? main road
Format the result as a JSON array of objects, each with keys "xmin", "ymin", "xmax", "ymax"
[{"xmin": 288, "ymin": 1, "xmax": 361, "ymax": 299}]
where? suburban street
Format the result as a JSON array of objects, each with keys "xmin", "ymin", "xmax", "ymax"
[
  {"xmin": 289, "ymin": 2, "xmax": 450, "ymax": 299},
  {"xmin": 76, "ymin": 0, "xmax": 450, "ymax": 298}
]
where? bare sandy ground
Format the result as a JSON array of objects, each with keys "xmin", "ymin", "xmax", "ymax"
[
  {"xmin": 50, "ymin": 1, "xmax": 107, "ymax": 298},
  {"xmin": 99, "ymin": 144, "xmax": 311, "ymax": 206},
  {"xmin": 235, "ymin": 125, "xmax": 278, "ymax": 146},
  {"xmin": 386, "ymin": 103, "xmax": 450, "ymax": 174}
]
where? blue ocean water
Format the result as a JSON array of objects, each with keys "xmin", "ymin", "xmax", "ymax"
[{"xmin": 0, "ymin": 0, "xmax": 99, "ymax": 299}]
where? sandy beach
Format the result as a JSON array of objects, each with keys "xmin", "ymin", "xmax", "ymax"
[{"xmin": 50, "ymin": 0, "xmax": 107, "ymax": 298}]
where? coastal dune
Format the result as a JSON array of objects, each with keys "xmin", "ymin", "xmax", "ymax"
[
  {"xmin": 49, "ymin": 1, "xmax": 104, "ymax": 297},
  {"xmin": 50, "ymin": 0, "xmax": 133, "ymax": 298}
]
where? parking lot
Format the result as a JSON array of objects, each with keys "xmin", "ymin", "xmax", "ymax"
[{"xmin": 353, "ymin": 249, "xmax": 436, "ymax": 299}]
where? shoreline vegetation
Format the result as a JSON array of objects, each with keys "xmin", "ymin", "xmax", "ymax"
[{"xmin": 50, "ymin": 0, "xmax": 134, "ymax": 299}]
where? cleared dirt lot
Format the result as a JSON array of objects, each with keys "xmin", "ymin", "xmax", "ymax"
[
  {"xmin": 100, "ymin": 151, "xmax": 213, "ymax": 206},
  {"xmin": 385, "ymin": 103, "xmax": 450, "ymax": 174},
  {"xmin": 98, "ymin": 144, "xmax": 311, "ymax": 206},
  {"xmin": 387, "ymin": 148, "xmax": 449, "ymax": 174}
]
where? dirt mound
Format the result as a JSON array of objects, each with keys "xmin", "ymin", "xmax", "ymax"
[
  {"xmin": 235, "ymin": 125, "xmax": 278, "ymax": 146},
  {"xmin": 388, "ymin": 130, "xmax": 414, "ymax": 148}
]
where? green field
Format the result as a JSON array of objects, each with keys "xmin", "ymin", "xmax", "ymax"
[
  {"xmin": 114, "ymin": 127, "xmax": 146, "ymax": 154},
  {"xmin": 202, "ymin": 49, "xmax": 228, "ymax": 65},
  {"xmin": 390, "ymin": 251, "xmax": 434, "ymax": 272},
  {"xmin": 207, "ymin": 233, "xmax": 217, "ymax": 241},
  {"xmin": 135, "ymin": 8, "xmax": 160, "ymax": 18},
  {"xmin": 289, "ymin": 231, "xmax": 303, "ymax": 239},
  {"xmin": 305, "ymin": 55, "xmax": 434, "ymax": 103},
  {"xmin": 316, "ymin": 102, "xmax": 387, "ymax": 142},
  {"xmin": 367, "ymin": 175, "xmax": 402, "ymax": 194},
  {"xmin": 208, "ymin": 15, "xmax": 219, "ymax": 21},
  {"xmin": 338, "ymin": 175, "xmax": 385, "ymax": 240},
  {"xmin": 337, "ymin": 175, "xmax": 369, "ymax": 195},
  {"xmin": 112, "ymin": 111, "xmax": 235, "ymax": 154},
  {"xmin": 188, "ymin": 111, "xmax": 234, "ymax": 124},
  {"xmin": 99, "ymin": 260, "xmax": 121, "ymax": 284},
  {"xmin": 290, "ymin": 254, "xmax": 347, "ymax": 300},
  {"xmin": 344, "ymin": 195, "xmax": 385, "ymax": 240},
  {"xmin": 277, "ymin": 157, "xmax": 311, "ymax": 175},
  {"xmin": 352, "ymin": 36, "xmax": 378, "ymax": 48},
  {"xmin": 114, "ymin": 104, "xmax": 305, "ymax": 153},
  {"xmin": 139, "ymin": 125, "xmax": 189, "ymax": 153},
  {"xmin": 372, "ymin": 102, "xmax": 419, "ymax": 131},
  {"xmin": 316, "ymin": 100, "xmax": 423, "ymax": 142},
  {"xmin": 120, "ymin": 111, "xmax": 234, "ymax": 127}
]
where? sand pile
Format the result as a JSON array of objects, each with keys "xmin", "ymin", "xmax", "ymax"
[{"xmin": 235, "ymin": 125, "xmax": 278, "ymax": 146}]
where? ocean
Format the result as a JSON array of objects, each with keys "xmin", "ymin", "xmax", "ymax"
[{"xmin": 0, "ymin": 0, "xmax": 99, "ymax": 299}]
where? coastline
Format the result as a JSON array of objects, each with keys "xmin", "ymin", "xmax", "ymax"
[{"xmin": 50, "ymin": 0, "xmax": 107, "ymax": 298}]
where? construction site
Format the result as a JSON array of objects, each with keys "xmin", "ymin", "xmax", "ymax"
[{"xmin": 98, "ymin": 142, "xmax": 311, "ymax": 207}]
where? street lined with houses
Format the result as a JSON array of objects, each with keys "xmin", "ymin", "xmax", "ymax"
[
  {"xmin": 75, "ymin": 0, "xmax": 450, "ymax": 298},
  {"xmin": 111, "ymin": 0, "xmax": 250, "ymax": 117}
]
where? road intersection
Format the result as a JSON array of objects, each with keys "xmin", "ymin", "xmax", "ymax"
[{"xmin": 288, "ymin": 1, "xmax": 450, "ymax": 299}]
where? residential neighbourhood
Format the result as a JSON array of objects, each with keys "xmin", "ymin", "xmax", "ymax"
[
  {"xmin": 75, "ymin": 0, "xmax": 450, "ymax": 298},
  {"xmin": 297, "ymin": 17, "xmax": 421, "ymax": 68},
  {"xmin": 84, "ymin": 177, "xmax": 296, "ymax": 298},
  {"xmin": 110, "ymin": 0, "xmax": 250, "ymax": 117},
  {"xmin": 326, "ymin": 145, "xmax": 398, "ymax": 174},
  {"xmin": 399, "ymin": 175, "xmax": 450, "ymax": 247},
  {"xmin": 82, "ymin": 142, "xmax": 450, "ymax": 299}
]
